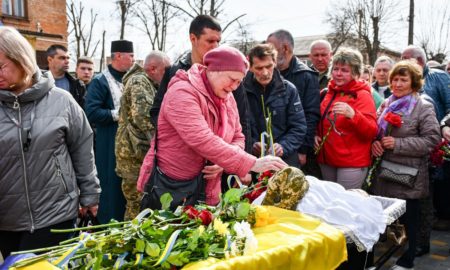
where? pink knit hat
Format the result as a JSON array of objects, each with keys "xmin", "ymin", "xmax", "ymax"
[{"xmin": 203, "ymin": 46, "xmax": 249, "ymax": 74}]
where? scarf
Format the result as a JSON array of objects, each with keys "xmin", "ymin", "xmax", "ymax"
[
  {"xmin": 377, "ymin": 94, "xmax": 418, "ymax": 138},
  {"xmin": 201, "ymin": 71, "xmax": 228, "ymax": 138}
]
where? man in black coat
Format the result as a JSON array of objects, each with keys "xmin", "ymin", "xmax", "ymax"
[
  {"xmin": 239, "ymin": 44, "xmax": 307, "ymax": 168},
  {"xmin": 267, "ymin": 30, "xmax": 320, "ymax": 174}
]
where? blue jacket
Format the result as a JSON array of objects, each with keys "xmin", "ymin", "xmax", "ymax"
[
  {"xmin": 422, "ymin": 65, "xmax": 450, "ymax": 122},
  {"xmin": 280, "ymin": 57, "xmax": 320, "ymax": 154},
  {"xmin": 241, "ymin": 69, "xmax": 307, "ymax": 164}
]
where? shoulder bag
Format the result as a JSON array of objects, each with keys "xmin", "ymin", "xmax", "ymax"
[
  {"xmin": 378, "ymin": 160, "xmax": 419, "ymax": 188},
  {"xmin": 140, "ymin": 128, "xmax": 205, "ymax": 211}
]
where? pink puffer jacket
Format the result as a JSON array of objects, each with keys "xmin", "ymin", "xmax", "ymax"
[{"xmin": 137, "ymin": 64, "xmax": 256, "ymax": 205}]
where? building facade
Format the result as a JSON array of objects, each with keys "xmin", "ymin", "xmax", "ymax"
[{"xmin": 0, "ymin": 0, "xmax": 68, "ymax": 68}]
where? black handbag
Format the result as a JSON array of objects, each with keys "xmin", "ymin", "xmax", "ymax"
[
  {"xmin": 378, "ymin": 160, "xmax": 419, "ymax": 188},
  {"xmin": 140, "ymin": 128, "xmax": 205, "ymax": 211}
]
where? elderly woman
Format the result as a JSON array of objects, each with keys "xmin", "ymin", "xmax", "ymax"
[
  {"xmin": 371, "ymin": 60, "xmax": 440, "ymax": 270},
  {"xmin": 314, "ymin": 47, "xmax": 377, "ymax": 189},
  {"xmin": 0, "ymin": 27, "xmax": 100, "ymax": 257},
  {"xmin": 138, "ymin": 46, "xmax": 287, "ymax": 208}
]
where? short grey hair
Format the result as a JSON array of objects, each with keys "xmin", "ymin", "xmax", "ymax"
[
  {"xmin": 144, "ymin": 51, "xmax": 170, "ymax": 66},
  {"xmin": 0, "ymin": 26, "xmax": 37, "ymax": 84},
  {"xmin": 267, "ymin": 29, "xmax": 294, "ymax": 49},
  {"xmin": 331, "ymin": 47, "xmax": 364, "ymax": 77},
  {"xmin": 374, "ymin": 55, "xmax": 394, "ymax": 68},
  {"xmin": 309, "ymin": 39, "xmax": 332, "ymax": 52},
  {"xmin": 402, "ymin": 45, "xmax": 427, "ymax": 63}
]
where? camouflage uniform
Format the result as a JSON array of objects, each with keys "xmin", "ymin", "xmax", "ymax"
[{"xmin": 115, "ymin": 63, "xmax": 157, "ymax": 220}]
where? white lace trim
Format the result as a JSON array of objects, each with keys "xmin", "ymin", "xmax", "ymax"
[{"xmin": 103, "ymin": 68, "xmax": 123, "ymax": 111}]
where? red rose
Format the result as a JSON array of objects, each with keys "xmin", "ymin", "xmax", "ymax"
[
  {"xmin": 384, "ymin": 112, "xmax": 402, "ymax": 128},
  {"xmin": 197, "ymin": 210, "xmax": 213, "ymax": 226},
  {"xmin": 257, "ymin": 170, "xmax": 274, "ymax": 182},
  {"xmin": 183, "ymin": 205, "xmax": 200, "ymax": 220},
  {"xmin": 244, "ymin": 182, "xmax": 267, "ymax": 202}
]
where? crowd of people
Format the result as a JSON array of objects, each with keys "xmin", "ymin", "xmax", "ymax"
[{"xmin": 1, "ymin": 13, "xmax": 450, "ymax": 270}]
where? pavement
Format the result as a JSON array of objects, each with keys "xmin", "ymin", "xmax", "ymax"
[{"xmin": 375, "ymin": 229, "xmax": 450, "ymax": 270}]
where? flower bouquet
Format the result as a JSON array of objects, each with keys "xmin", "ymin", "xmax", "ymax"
[
  {"xmin": 9, "ymin": 189, "xmax": 261, "ymax": 270},
  {"xmin": 430, "ymin": 140, "xmax": 450, "ymax": 166}
]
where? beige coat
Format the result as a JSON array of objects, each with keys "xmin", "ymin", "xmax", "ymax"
[{"xmin": 372, "ymin": 96, "xmax": 441, "ymax": 199}]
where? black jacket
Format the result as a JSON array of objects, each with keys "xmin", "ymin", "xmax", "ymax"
[
  {"xmin": 149, "ymin": 51, "xmax": 252, "ymax": 153},
  {"xmin": 281, "ymin": 57, "xmax": 320, "ymax": 154},
  {"xmin": 240, "ymin": 69, "xmax": 307, "ymax": 165},
  {"xmin": 65, "ymin": 72, "xmax": 86, "ymax": 108}
]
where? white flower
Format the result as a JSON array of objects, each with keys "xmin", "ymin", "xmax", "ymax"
[
  {"xmin": 232, "ymin": 221, "xmax": 258, "ymax": 255},
  {"xmin": 233, "ymin": 221, "xmax": 253, "ymax": 239}
]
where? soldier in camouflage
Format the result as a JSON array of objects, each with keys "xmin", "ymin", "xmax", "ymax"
[{"xmin": 115, "ymin": 51, "xmax": 170, "ymax": 220}]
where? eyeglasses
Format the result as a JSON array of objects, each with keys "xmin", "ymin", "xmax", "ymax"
[{"xmin": 0, "ymin": 61, "xmax": 10, "ymax": 75}]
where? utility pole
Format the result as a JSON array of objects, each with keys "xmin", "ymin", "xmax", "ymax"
[{"xmin": 408, "ymin": 0, "xmax": 414, "ymax": 45}]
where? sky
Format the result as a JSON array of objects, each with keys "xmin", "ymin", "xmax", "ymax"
[{"xmin": 75, "ymin": 0, "xmax": 449, "ymax": 62}]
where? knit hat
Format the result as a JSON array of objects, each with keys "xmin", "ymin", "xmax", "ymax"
[
  {"xmin": 111, "ymin": 40, "xmax": 134, "ymax": 53},
  {"xmin": 203, "ymin": 46, "xmax": 248, "ymax": 74}
]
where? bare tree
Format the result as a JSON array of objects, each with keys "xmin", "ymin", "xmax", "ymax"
[
  {"xmin": 416, "ymin": 0, "xmax": 450, "ymax": 62},
  {"xmin": 116, "ymin": 0, "xmax": 140, "ymax": 39},
  {"xmin": 326, "ymin": 0, "xmax": 399, "ymax": 64},
  {"xmin": 229, "ymin": 20, "xmax": 256, "ymax": 55},
  {"xmin": 133, "ymin": 0, "xmax": 178, "ymax": 51},
  {"xmin": 67, "ymin": 0, "xmax": 100, "ymax": 59},
  {"xmin": 167, "ymin": 0, "xmax": 245, "ymax": 32}
]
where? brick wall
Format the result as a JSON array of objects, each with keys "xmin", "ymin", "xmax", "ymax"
[{"xmin": 1, "ymin": 0, "xmax": 68, "ymax": 67}]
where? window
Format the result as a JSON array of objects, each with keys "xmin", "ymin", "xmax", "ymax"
[{"xmin": 2, "ymin": 0, "xmax": 26, "ymax": 18}]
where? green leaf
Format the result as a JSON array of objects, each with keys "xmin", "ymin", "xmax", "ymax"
[
  {"xmin": 160, "ymin": 193, "xmax": 173, "ymax": 210},
  {"xmin": 135, "ymin": 239, "xmax": 145, "ymax": 253},
  {"xmin": 223, "ymin": 188, "xmax": 243, "ymax": 205},
  {"xmin": 145, "ymin": 242, "xmax": 161, "ymax": 257},
  {"xmin": 236, "ymin": 202, "xmax": 251, "ymax": 219}
]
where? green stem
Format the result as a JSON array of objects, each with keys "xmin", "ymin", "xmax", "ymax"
[
  {"xmin": 314, "ymin": 125, "xmax": 332, "ymax": 155},
  {"xmin": 59, "ymin": 229, "xmax": 110, "ymax": 245},
  {"xmin": 154, "ymin": 216, "xmax": 185, "ymax": 226},
  {"xmin": 11, "ymin": 243, "xmax": 75, "ymax": 255},
  {"xmin": 51, "ymin": 221, "xmax": 130, "ymax": 233}
]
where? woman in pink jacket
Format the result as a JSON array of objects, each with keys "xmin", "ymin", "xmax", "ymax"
[{"xmin": 138, "ymin": 46, "xmax": 287, "ymax": 206}]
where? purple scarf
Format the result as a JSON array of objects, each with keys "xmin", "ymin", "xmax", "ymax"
[{"xmin": 377, "ymin": 94, "xmax": 418, "ymax": 138}]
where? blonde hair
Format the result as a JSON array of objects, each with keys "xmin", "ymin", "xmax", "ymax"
[
  {"xmin": 331, "ymin": 47, "xmax": 363, "ymax": 78},
  {"xmin": 0, "ymin": 26, "xmax": 37, "ymax": 84}
]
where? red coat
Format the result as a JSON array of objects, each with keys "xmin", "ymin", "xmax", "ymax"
[
  {"xmin": 317, "ymin": 80, "xmax": 377, "ymax": 167},
  {"xmin": 137, "ymin": 64, "xmax": 256, "ymax": 205}
]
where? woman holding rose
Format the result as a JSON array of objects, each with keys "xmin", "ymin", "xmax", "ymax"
[
  {"xmin": 314, "ymin": 47, "xmax": 377, "ymax": 189},
  {"xmin": 371, "ymin": 60, "xmax": 440, "ymax": 270}
]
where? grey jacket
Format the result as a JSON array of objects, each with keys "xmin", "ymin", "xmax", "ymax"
[
  {"xmin": 0, "ymin": 71, "xmax": 101, "ymax": 232},
  {"xmin": 372, "ymin": 96, "xmax": 441, "ymax": 199}
]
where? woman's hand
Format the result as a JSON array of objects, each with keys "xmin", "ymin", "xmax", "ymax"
[
  {"xmin": 251, "ymin": 155, "xmax": 288, "ymax": 173},
  {"xmin": 234, "ymin": 173, "xmax": 252, "ymax": 188},
  {"xmin": 79, "ymin": 205, "xmax": 99, "ymax": 217},
  {"xmin": 371, "ymin": 140, "xmax": 384, "ymax": 157},
  {"xmin": 314, "ymin": 135, "xmax": 322, "ymax": 150},
  {"xmin": 202, "ymin": 164, "xmax": 224, "ymax": 180},
  {"xmin": 381, "ymin": 136, "xmax": 395, "ymax": 150},
  {"xmin": 442, "ymin": 126, "xmax": 450, "ymax": 141},
  {"xmin": 333, "ymin": 102, "xmax": 355, "ymax": 118}
]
